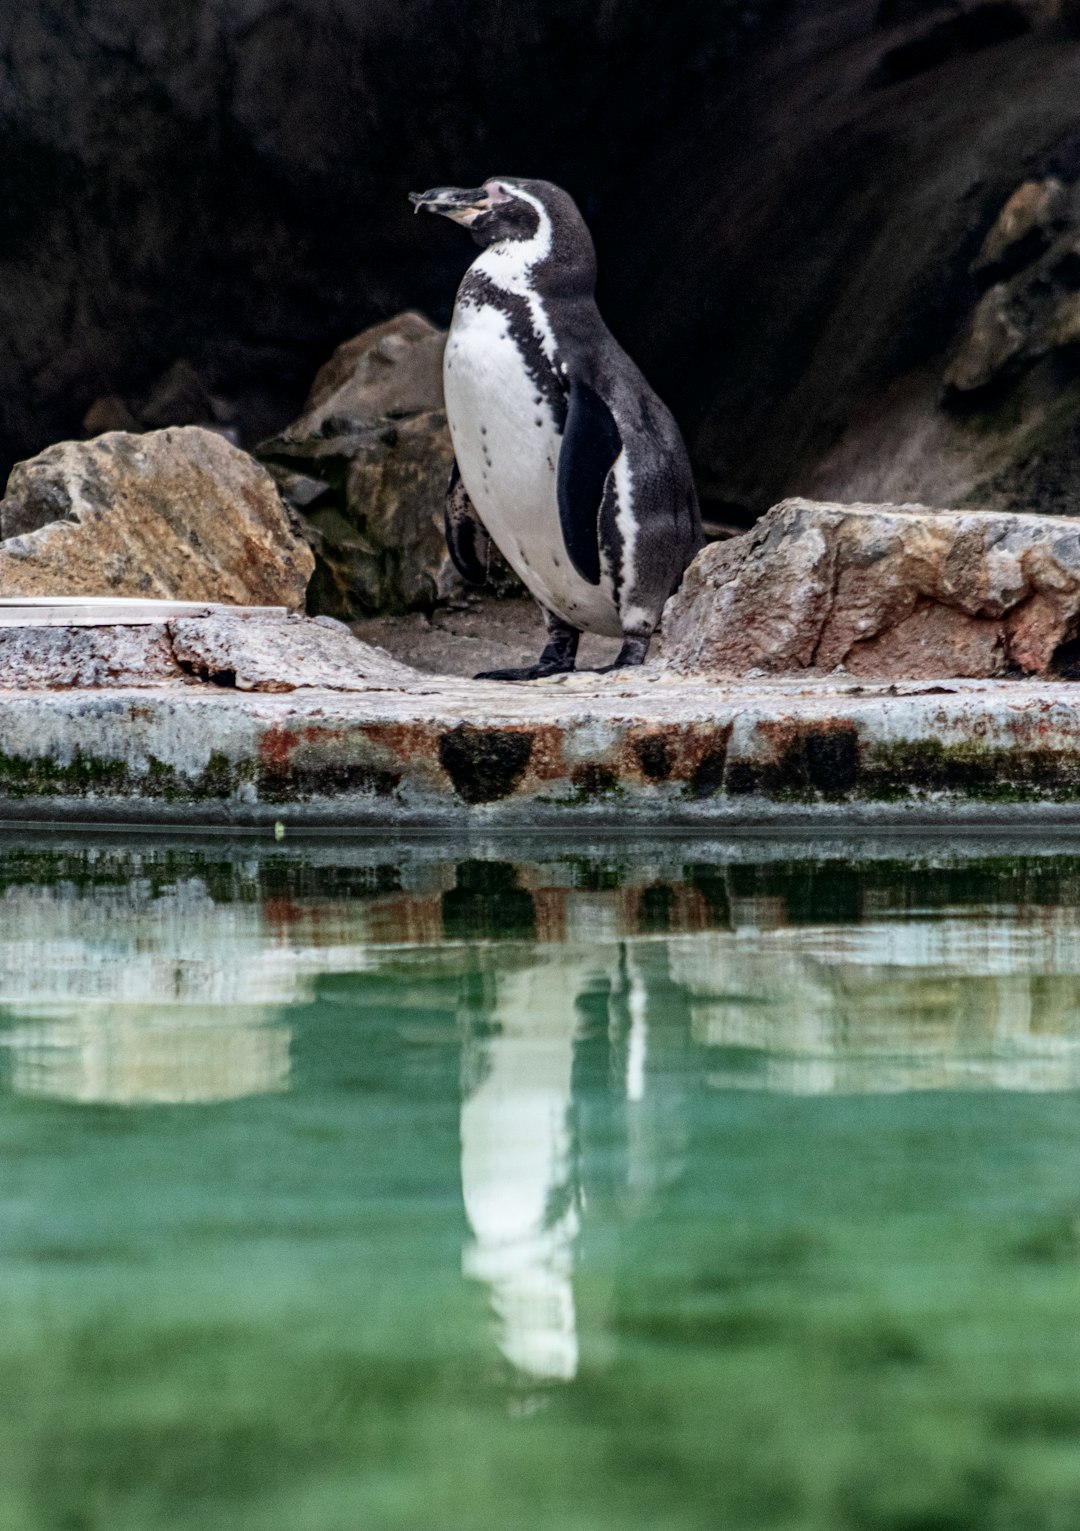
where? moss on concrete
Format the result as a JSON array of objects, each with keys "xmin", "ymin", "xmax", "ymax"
[
  {"xmin": 860, "ymin": 736, "xmax": 1080, "ymax": 802},
  {"xmin": 0, "ymin": 748, "xmax": 132, "ymax": 799},
  {"xmin": 0, "ymin": 747, "xmax": 254, "ymax": 803}
]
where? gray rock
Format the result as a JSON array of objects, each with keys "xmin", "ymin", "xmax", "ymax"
[
  {"xmin": 0, "ymin": 427, "xmax": 313, "ymax": 608},
  {"xmin": 659, "ymin": 497, "xmax": 1080, "ymax": 680},
  {"xmin": 943, "ymin": 285, "xmax": 1026, "ymax": 393},
  {"xmin": 296, "ymin": 312, "xmax": 446, "ymax": 435},
  {"xmin": 0, "ymin": 624, "xmax": 182, "ymax": 689},
  {"xmin": 0, "ymin": 605, "xmax": 428, "ymax": 692},
  {"xmin": 167, "ymin": 609, "xmax": 424, "ymax": 692},
  {"xmin": 811, "ymin": 175, "xmax": 1080, "ymax": 517}
]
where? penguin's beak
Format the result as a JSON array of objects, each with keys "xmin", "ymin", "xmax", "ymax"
[{"xmin": 408, "ymin": 185, "xmax": 493, "ymax": 225}]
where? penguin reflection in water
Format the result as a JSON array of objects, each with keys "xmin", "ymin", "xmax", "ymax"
[{"xmin": 410, "ymin": 177, "xmax": 703, "ymax": 680}]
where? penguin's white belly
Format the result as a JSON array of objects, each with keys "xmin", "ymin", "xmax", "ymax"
[{"xmin": 444, "ymin": 303, "xmax": 622, "ymax": 637}]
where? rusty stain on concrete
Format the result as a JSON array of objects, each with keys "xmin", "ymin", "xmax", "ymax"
[{"xmin": 0, "ymin": 672, "xmax": 1075, "ymax": 825}]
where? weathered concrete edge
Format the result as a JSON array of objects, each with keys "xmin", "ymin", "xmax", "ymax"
[{"xmin": 0, "ymin": 680, "xmax": 1078, "ymax": 826}]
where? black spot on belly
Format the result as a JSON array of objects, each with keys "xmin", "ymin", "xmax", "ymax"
[
  {"xmin": 534, "ymin": 417, "xmax": 542, "ymax": 427},
  {"xmin": 553, "ymin": 554, "xmax": 561, "ymax": 567},
  {"xmin": 480, "ymin": 424, "xmax": 487, "ymax": 435}
]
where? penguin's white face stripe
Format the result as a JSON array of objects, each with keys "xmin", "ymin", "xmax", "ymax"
[{"xmin": 471, "ymin": 186, "xmax": 557, "ymax": 364}]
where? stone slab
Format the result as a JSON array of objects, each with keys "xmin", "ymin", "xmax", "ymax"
[
  {"xmin": 0, "ymin": 607, "xmax": 425, "ymax": 692},
  {"xmin": 0, "ymin": 671, "xmax": 1076, "ymax": 827}
]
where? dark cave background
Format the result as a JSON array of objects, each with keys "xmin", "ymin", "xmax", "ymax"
[{"xmin": 3, "ymin": 0, "xmax": 1080, "ymax": 521}]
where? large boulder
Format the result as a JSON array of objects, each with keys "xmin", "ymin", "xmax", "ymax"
[
  {"xmin": 297, "ymin": 311, "xmax": 446, "ymax": 432},
  {"xmin": 659, "ymin": 498, "xmax": 1080, "ymax": 680},
  {"xmin": 0, "ymin": 427, "xmax": 313, "ymax": 608},
  {"xmin": 259, "ymin": 313, "xmax": 520, "ymax": 618}
]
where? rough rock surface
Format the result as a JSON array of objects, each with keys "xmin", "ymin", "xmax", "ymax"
[
  {"xmin": 0, "ymin": 625, "xmax": 182, "ymax": 690},
  {"xmin": 260, "ymin": 314, "xmax": 520, "ymax": 618},
  {"xmin": 660, "ymin": 498, "xmax": 1080, "ymax": 680},
  {"xmin": 0, "ymin": 606, "xmax": 426, "ymax": 692},
  {"xmin": 168, "ymin": 610, "xmax": 423, "ymax": 692},
  {"xmin": 296, "ymin": 312, "xmax": 446, "ymax": 434},
  {"xmin": 0, "ymin": 428, "xmax": 313, "ymax": 608},
  {"xmin": 807, "ymin": 169, "xmax": 1080, "ymax": 518}
]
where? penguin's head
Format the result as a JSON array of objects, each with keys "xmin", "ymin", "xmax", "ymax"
[
  {"xmin": 409, "ymin": 178, "xmax": 547, "ymax": 247},
  {"xmin": 410, "ymin": 178, "xmax": 597, "ymax": 292}
]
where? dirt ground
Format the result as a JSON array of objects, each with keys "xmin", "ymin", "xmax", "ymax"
[{"xmin": 351, "ymin": 596, "xmax": 624, "ymax": 677}]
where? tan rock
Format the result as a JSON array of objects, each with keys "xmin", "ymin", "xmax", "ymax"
[
  {"xmin": 944, "ymin": 284, "xmax": 1026, "ymax": 391},
  {"xmin": 1048, "ymin": 291, "xmax": 1080, "ymax": 348},
  {"xmin": 659, "ymin": 498, "xmax": 1080, "ymax": 680},
  {"xmin": 974, "ymin": 178, "xmax": 1066, "ymax": 272},
  {"xmin": 0, "ymin": 427, "xmax": 313, "ymax": 608}
]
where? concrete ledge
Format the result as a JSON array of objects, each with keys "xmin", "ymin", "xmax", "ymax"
[{"xmin": 0, "ymin": 672, "xmax": 1078, "ymax": 826}]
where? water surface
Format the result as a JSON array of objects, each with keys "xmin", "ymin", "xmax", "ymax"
[{"xmin": 4, "ymin": 835, "xmax": 1080, "ymax": 1530}]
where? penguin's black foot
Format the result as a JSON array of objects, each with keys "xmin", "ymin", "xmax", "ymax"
[
  {"xmin": 587, "ymin": 635, "xmax": 651, "ymax": 674},
  {"xmin": 474, "ymin": 662, "xmax": 575, "ymax": 682},
  {"xmin": 476, "ymin": 619, "xmax": 581, "ymax": 681}
]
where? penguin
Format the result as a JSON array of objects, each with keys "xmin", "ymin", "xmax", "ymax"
[{"xmin": 409, "ymin": 177, "xmax": 703, "ymax": 680}]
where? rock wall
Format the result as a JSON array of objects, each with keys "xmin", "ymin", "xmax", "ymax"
[
  {"xmin": 0, "ymin": 0, "xmax": 776, "ymax": 481},
  {"xmin": 3, "ymin": 0, "xmax": 1080, "ymax": 527}
]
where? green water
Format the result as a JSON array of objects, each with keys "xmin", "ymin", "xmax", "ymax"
[{"xmin": 5, "ymin": 837, "xmax": 1080, "ymax": 1529}]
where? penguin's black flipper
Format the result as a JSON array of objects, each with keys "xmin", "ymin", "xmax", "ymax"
[
  {"xmin": 445, "ymin": 459, "xmax": 490, "ymax": 585},
  {"xmin": 557, "ymin": 376, "xmax": 622, "ymax": 586}
]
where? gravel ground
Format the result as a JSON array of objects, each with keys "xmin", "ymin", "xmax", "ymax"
[{"xmin": 351, "ymin": 596, "xmax": 623, "ymax": 677}]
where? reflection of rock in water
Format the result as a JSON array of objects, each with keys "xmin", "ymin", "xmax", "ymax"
[
  {"xmin": 460, "ymin": 957, "xmax": 585, "ymax": 1382},
  {"xmin": 671, "ymin": 911, "xmax": 1080, "ymax": 1093},
  {"xmin": 0, "ymin": 877, "xmax": 390, "ymax": 1105},
  {"xmin": 6, "ymin": 1005, "xmax": 290, "ymax": 1104}
]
